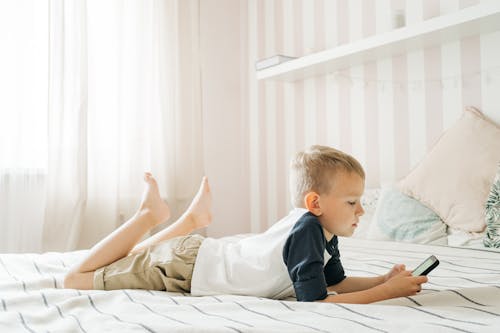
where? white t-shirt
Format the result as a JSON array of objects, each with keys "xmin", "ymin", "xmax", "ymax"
[{"xmin": 190, "ymin": 208, "xmax": 333, "ymax": 299}]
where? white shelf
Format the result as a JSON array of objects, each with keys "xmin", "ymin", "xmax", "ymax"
[{"xmin": 257, "ymin": 1, "xmax": 500, "ymax": 82}]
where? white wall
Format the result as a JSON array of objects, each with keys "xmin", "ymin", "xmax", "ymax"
[
  {"xmin": 199, "ymin": 0, "xmax": 500, "ymax": 237},
  {"xmin": 247, "ymin": 0, "xmax": 500, "ymax": 233}
]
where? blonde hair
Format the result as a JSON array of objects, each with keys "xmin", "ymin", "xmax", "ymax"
[{"xmin": 289, "ymin": 145, "xmax": 365, "ymax": 208}]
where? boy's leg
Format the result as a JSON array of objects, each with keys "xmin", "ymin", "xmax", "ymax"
[
  {"xmin": 129, "ymin": 176, "xmax": 212, "ymax": 254},
  {"xmin": 64, "ymin": 174, "xmax": 212, "ymax": 289},
  {"xmin": 66, "ymin": 173, "xmax": 170, "ymax": 278}
]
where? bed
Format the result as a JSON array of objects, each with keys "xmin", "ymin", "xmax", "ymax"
[
  {"xmin": 2, "ymin": 110, "xmax": 498, "ymax": 332},
  {"xmin": 1, "ymin": 237, "xmax": 499, "ymax": 332}
]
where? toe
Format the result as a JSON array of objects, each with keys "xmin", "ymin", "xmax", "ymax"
[
  {"xmin": 144, "ymin": 172, "xmax": 153, "ymax": 182},
  {"xmin": 202, "ymin": 176, "xmax": 210, "ymax": 191}
]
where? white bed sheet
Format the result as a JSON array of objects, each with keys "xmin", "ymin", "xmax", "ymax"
[{"xmin": 1, "ymin": 237, "xmax": 499, "ymax": 332}]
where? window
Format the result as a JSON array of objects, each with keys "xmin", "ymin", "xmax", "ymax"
[{"xmin": 0, "ymin": 1, "xmax": 48, "ymax": 172}]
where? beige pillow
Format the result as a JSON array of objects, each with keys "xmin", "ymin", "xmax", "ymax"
[{"xmin": 398, "ymin": 107, "xmax": 500, "ymax": 232}]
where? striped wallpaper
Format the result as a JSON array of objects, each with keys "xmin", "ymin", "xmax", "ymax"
[{"xmin": 247, "ymin": 0, "xmax": 500, "ymax": 232}]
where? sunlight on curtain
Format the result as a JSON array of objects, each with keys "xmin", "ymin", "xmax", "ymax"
[
  {"xmin": 73, "ymin": 0, "xmax": 204, "ymax": 250},
  {"xmin": 42, "ymin": 0, "xmax": 89, "ymax": 251},
  {"xmin": 0, "ymin": 0, "xmax": 48, "ymax": 252},
  {"xmin": 0, "ymin": 0, "xmax": 204, "ymax": 252}
]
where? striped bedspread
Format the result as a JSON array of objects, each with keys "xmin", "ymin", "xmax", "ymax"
[{"xmin": 1, "ymin": 238, "xmax": 499, "ymax": 332}]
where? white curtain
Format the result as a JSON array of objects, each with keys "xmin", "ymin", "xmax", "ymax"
[
  {"xmin": 0, "ymin": 0, "xmax": 48, "ymax": 253},
  {"xmin": 43, "ymin": 0, "xmax": 89, "ymax": 251},
  {"xmin": 0, "ymin": 0, "xmax": 204, "ymax": 253},
  {"xmin": 74, "ymin": 0, "xmax": 205, "ymax": 250}
]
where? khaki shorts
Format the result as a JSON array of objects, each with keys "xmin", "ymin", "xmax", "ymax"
[{"xmin": 93, "ymin": 234, "xmax": 204, "ymax": 292}]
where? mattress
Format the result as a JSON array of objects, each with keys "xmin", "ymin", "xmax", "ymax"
[{"xmin": 1, "ymin": 237, "xmax": 499, "ymax": 332}]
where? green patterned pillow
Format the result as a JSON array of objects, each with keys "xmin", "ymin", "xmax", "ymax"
[
  {"xmin": 484, "ymin": 164, "xmax": 500, "ymax": 248},
  {"xmin": 367, "ymin": 188, "xmax": 447, "ymax": 244}
]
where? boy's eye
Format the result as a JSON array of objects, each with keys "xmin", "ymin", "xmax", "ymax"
[{"xmin": 348, "ymin": 201, "xmax": 356, "ymax": 206}]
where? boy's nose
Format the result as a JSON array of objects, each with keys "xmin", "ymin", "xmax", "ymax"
[{"xmin": 356, "ymin": 204, "xmax": 365, "ymax": 217}]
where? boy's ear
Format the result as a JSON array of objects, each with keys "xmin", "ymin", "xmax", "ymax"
[{"xmin": 304, "ymin": 191, "xmax": 322, "ymax": 216}]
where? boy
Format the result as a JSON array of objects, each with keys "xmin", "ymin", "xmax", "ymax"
[{"xmin": 64, "ymin": 145, "xmax": 427, "ymax": 304}]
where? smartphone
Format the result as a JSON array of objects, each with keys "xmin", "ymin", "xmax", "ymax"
[{"xmin": 412, "ymin": 255, "xmax": 439, "ymax": 276}]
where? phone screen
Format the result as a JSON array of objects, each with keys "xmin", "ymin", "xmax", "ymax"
[{"xmin": 412, "ymin": 255, "xmax": 439, "ymax": 276}]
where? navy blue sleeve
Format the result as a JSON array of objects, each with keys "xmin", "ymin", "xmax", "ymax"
[
  {"xmin": 283, "ymin": 214, "xmax": 328, "ymax": 302},
  {"xmin": 324, "ymin": 238, "xmax": 346, "ymax": 286}
]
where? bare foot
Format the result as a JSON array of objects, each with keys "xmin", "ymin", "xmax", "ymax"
[
  {"xmin": 138, "ymin": 172, "xmax": 171, "ymax": 227},
  {"xmin": 184, "ymin": 176, "xmax": 212, "ymax": 229}
]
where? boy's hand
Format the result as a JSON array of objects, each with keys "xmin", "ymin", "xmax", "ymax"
[
  {"xmin": 381, "ymin": 270, "xmax": 428, "ymax": 298},
  {"xmin": 384, "ymin": 264, "xmax": 406, "ymax": 282}
]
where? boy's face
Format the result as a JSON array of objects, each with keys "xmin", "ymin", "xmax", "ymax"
[{"xmin": 316, "ymin": 170, "xmax": 365, "ymax": 240}]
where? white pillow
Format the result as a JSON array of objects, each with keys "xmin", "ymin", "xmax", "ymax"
[
  {"xmin": 447, "ymin": 227, "xmax": 485, "ymax": 248},
  {"xmin": 398, "ymin": 107, "xmax": 500, "ymax": 233}
]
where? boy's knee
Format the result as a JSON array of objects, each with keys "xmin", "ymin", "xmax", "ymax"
[
  {"xmin": 63, "ymin": 271, "xmax": 78, "ymax": 289},
  {"xmin": 63, "ymin": 271, "xmax": 94, "ymax": 290}
]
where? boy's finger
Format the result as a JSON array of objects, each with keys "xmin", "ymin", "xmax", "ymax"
[
  {"xmin": 398, "ymin": 270, "xmax": 412, "ymax": 277},
  {"xmin": 415, "ymin": 275, "xmax": 428, "ymax": 284},
  {"xmin": 393, "ymin": 264, "xmax": 404, "ymax": 271}
]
